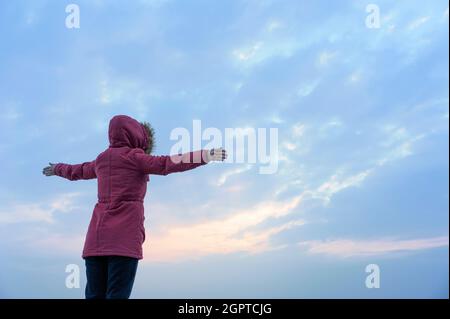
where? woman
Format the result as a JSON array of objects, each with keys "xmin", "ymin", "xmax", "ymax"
[{"xmin": 43, "ymin": 115, "xmax": 227, "ymax": 299}]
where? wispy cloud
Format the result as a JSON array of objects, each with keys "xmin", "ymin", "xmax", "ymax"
[
  {"xmin": 311, "ymin": 169, "xmax": 373, "ymax": 204},
  {"xmin": 297, "ymin": 80, "xmax": 320, "ymax": 97},
  {"xmin": 0, "ymin": 193, "xmax": 80, "ymax": 224},
  {"xmin": 408, "ymin": 16, "xmax": 431, "ymax": 30},
  {"xmin": 0, "ymin": 101, "xmax": 22, "ymax": 121},
  {"xmin": 299, "ymin": 236, "xmax": 449, "ymax": 257},
  {"xmin": 347, "ymin": 69, "xmax": 363, "ymax": 84},
  {"xmin": 319, "ymin": 118, "xmax": 343, "ymax": 135},
  {"xmin": 142, "ymin": 164, "xmax": 382, "ymax": 262},
  {"xmin": 142, "ymin": 150, "xmax": 415, "ymax": 262},
  {"xmin": 317, "ymin": 51, "xmax": 337, "ymax": 67},
  {"xmin": 140, "ymin": 178, "xmax": 315, "ymax": 262},
  {"xmin": 266, "ymin": 19, "xmax": 283, "ymax": 33},
  {"xmin": 377, "ymin": 125, "xmax": 426, "ymax": 166},
  {"xmin": 231, "ymin": 18, "xmax": 302, "ymax": 69},
  {"xmin": 232, "ymin": 42, "xmax": 264, "ymax": 62},
  {"xmin": 29, "ymin": 233, "xmax": 85, "ymax": 256},
  {"xmin": 216, "ymin": 165, "xmax": 252, "ymax": 186},
  {"xmin": 144, "ymin": 193, "xmax": 305, "ymax": 262},
  {"xmin": 0, "ymin": 109, "xmax": 22, "ymax": 121},
  {"xmin": 292, "ymin": 122, "xmax": 306, "ymax": 137},
  {"xmin": 232, "ymin": 37, "xmax": 301, "ymax": 68}
]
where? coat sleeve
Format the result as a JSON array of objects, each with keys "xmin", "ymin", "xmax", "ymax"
[
  {"xmin": 133, "ymin": 150, "xmax": 209, "ymax": 175},
  {"xmin": 54, "ymin": 161, "xmax": 97, "ymax": 181}
]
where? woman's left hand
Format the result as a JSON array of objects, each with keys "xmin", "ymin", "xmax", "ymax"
[{"xmin": 206, "ymin": 148, "xmax": 227, "ymax": 162}]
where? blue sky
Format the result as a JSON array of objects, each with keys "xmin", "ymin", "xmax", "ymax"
[{"xmin": 0, "ymin": 0, "xmax": 448, "ymax": 298}]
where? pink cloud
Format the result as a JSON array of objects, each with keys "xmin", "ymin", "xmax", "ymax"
[{"xmin": 299, "ymin": 236, "xmax": 449, "ymax": 257}]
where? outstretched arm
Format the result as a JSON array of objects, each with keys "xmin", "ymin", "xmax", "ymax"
[
  {"xmin": 42, "ymin": 161, "xmax": 97, "ymax": 181},
  {"xmin": 134, "ymin": 148, "xmax": 227, "ymax": 175}
]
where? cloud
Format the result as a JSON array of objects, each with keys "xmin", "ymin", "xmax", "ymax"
[
  {"xmin": 317, "ymin": 51, "xmax": 337, "ymax": 67},
  {"xmin": 297, "ymin": 80, "xmax": 320, "ymax": 97},
  {"xmin": 0, "ymin": 193, "xmax": 81, "ymax": 224},
  {"xmin": 318, "ymin": 118, "xmax": 344, "ymax": 137},
  {"xmin": 0, "ymin": 204, "xmax": 55, "ymax": 224},
  {"xmin": 231, "ymin": 29, "xmax": 301, "ymax": 68},
  {"xmin": 143, "ymin": 192, "xmax": 305, "ymax": 262},
  {"xmin": 207, "ymin": 107, "xmax": 442, "ymax": 259},
  {"xmin": 216, "ymin": 165, "xmax": 252, "ymax": 186},
  {"xmin": 0, "ymin": 109, "xmax": 22, "ymax": 121},
  {"xmin": 142, "ymin": 163, "xmax": 381, "ymax": 263},
  {"xmin": 233, "ymin": 42, "xmax": 264, "ymax": 62},
  {"xmin": 140, "ymin": 175, "xmax": 316, "ymax": 263},
  {"xmin": 408, "ymin": 16, "xmax": 430, "ymax": 30},
  {"xmin": 377, "ymin": 134, "xmax": 425, "ymax": 166},
  {"xmin": 299, "ymin": 236, "xmax": 449, "ymax": 257},
  {"xmin": 99, "ymin": 80, "xmax": 114, "ymax": 105},
  {"xmin": 282, "ymin": 141, "xmax": 297, "ymax": 151},
  {"xmin": 267, "ymin": 114, "xmax": 284, "ymax": 124},
  {"xmin": 348, "ymin": 69, "xmax": 363, "ymax": 84},
  {"xmin": 377, "ymin": 125, "xmax": 425, "ymax": 166},
  {"xmin": 0, "ymin": 101, "xmax": 22, "ymax": 122},
  {"xmin": 96, "ymin": 76, "xmax": 160, "ymax": 118},
  {"xmin": 266, "ymin": 20, "xmax": 282, "ymax": 32},
  {"xmin": 98, "ymin": 78, "xmax": 140, "ymax": 106},
  {"xmin": 321, "ymin": 118, "xmax": 343, "ymax": 129},
  {"xmin": 311, "ymin": 169, "xmax": 373, "ymax": 204},
  {"xmin": 29, "ymin": 233, "xmax": 85, "ymax": 256},
  {"xmin": 292, "ymin": 123, "xmax": 306, "ymax": 137}
]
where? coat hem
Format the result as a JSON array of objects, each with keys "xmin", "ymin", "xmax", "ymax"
[{"xmin": 82, "ymin": 250, "xmax": 143, "ymax": 260}]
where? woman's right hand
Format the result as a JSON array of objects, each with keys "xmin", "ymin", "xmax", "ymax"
[{"xmin": 42, "ymin": 163, "xmax": 56, "ymax": 176}]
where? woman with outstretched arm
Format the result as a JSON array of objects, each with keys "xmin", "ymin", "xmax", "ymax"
[{"xmin": 43, "ymin": 115, "xmax": 227, "ymax": 299}]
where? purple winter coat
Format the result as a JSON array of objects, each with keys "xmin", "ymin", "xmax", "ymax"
[{"xmin": 54, "ymin": 115, "xmax": 208, "ymax": 259}]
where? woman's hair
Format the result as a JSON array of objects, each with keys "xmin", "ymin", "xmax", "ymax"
[{"xmin": 141, "ymin": 121, "xmax": 155, "ymax": 154}]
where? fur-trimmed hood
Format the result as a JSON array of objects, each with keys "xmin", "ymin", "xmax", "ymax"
[{"xmin": 108, "ymin": 115, "xmax": 150, "ymax": 152}]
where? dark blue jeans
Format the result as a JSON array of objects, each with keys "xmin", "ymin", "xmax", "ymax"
[{"xmin": 84, "ymin": 256, "xmax": 139, "ymax": 299}]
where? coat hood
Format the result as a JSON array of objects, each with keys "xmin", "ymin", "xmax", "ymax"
[{"xmin": 108, "ymin": 115, "xmax": 149, "ymax": 151}]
